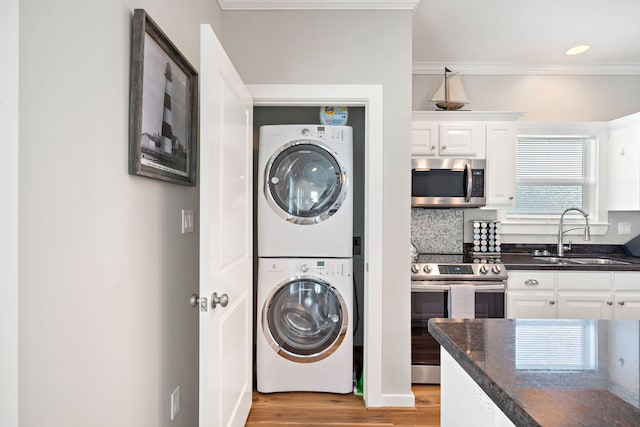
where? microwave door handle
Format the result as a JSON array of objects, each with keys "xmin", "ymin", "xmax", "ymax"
[{"xmin": 465, "ymin": 163, "xmax": 472, "ymax": 202}]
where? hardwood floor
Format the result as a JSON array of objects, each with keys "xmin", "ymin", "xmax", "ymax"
[{"xmin": 246, "ymin": 385, "xmax": 440, "ymax": 426}]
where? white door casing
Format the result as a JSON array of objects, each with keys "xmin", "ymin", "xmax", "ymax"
[
  {"xmin": 199, "ymin": 24, "xmax": 253, "ymax": 427},
  {"xmin": 249, "ymin": 84, "xmax": 388, "ymax": 407}
]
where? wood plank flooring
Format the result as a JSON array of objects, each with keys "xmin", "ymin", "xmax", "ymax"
[{"xmin": 246, "ymin": 385, "xmax": 440, "ymax": 426}]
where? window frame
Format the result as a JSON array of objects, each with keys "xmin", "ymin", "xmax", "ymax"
[{"xmin": 497, "ymin": 122, "xmax": 609, "ymax": 237}]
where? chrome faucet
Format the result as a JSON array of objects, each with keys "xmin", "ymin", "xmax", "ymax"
[{"xmin": 557, "ymin": 207, "xmax": 591, "ymax": 256}]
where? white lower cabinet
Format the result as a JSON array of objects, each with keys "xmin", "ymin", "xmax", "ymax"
[
  {"xmin": 507, "ymin": 270, "xmax": 640, "ymax": 320},
  {"xmin": 507, "ymin": 271, "xmax": 557, "ymax": 319}
]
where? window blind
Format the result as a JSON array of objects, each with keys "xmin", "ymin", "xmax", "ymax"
[{"xmin": 513, "ymin": 137, "xmax": 594, "ymax": 215}]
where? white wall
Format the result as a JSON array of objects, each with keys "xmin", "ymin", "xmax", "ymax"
[
  {"xmin": 415, "ymin": 73, "xmax": 640, "ymax": 245},
  {"xmin": 223, "ymin": 10, "xmax": 414, "ymax": 403},
  {"xmin": 0, "ymin": 1, "xmax": 19, "ymax": 426},
  {"xmin": 18, "ymin": 1, "xmax": 222, "ymax": 426}
]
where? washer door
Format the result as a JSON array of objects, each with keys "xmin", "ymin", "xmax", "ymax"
[
  {"xmin": 264, "ymin": 141, "xmax": 347, "ymax": 225},
  {"xmin": 263, "ymin": 277, "xmax": 348, "ymax": 363}
]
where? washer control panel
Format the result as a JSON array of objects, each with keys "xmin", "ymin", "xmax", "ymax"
[{"xmin": 297, "ymin": 126, "xmax": 347, "ymax": 142}]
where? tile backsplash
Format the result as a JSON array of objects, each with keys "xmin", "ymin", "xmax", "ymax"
[{"xmin": 411, "ymin": 209, "xmax": 463, "ymax": 253}]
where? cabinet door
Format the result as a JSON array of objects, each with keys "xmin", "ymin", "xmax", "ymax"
[
  {"xmin": 608, "ymin": 124, "xmax": 640, "ymax": 210},
  {"xmin": 557, "ymin": 292, "xmax": 614, "ymax": 319},
  {"xmin": 439, "ymin": 123, "xmax": 485, "ymax": 157},
  {"xmin": 484, "ymin": 123, "xmax": 516, "ymax": 209},
  {"xmin": 507, "ymin": 292, "xmax": 557, "ymax": 319},
  {"xmin": 411, "ymin": 122, "xmax": 438, "ymax": 156},
  {"xmin": 614, "ymin": 293, "xmax": 640, "ymax": 320}
]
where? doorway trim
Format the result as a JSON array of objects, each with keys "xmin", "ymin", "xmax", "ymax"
[{"xmin": 249, "ymin": 84, "xmax": 384, "ymax": 407}]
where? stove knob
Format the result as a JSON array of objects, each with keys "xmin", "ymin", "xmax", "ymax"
[
  {"xmin": 479, "ymin": 265, "xmax": 489, "ymax": 274},
  {"xmin": 492, "ymin": 265, "xmax": 502, "ymax": 275},
  {"xmin": 423, "ymin": 265, "xmax": 432, "ymax": 274},
  {"xmin": 411, "ymin": 264, "xmax": 419, "ymax": 274}
]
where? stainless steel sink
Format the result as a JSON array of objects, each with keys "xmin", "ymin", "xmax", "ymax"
[
  {"xmin": 532, "ymin": 256, "xmax": 629, "ymax": 265},
  {"xmin": 566, "ymin": 258, "xmax": 630, "ymax": 265},
  {"xmin": 532, "ymin": 256, "xmax": 575, "ymax": 264}
]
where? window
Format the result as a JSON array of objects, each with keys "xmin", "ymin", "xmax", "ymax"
[{"xmin": 509, "ymin": 135, "xmax": 597, "ymax": 220}]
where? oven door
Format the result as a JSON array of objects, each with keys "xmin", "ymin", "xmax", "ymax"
[
  {"xmin": 474, "ymin": 284, "xmax": 505, "ymax": 319},
  {"xmin": 411, "ymin": 283, "xmax": 449, "ymax": 384}
]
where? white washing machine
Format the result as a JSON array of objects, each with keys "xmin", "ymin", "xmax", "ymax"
[
  {"xmin": 257, "ymin": 257, "xmax": 353, "ymax": 393},
  {"xmin": 257, "ymin": 124, "xmax": 353, "ymax": 258}
]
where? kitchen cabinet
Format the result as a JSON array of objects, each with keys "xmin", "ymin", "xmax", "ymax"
[
  {"xmin": 485, "ymin": 123, "xmax": 517, "ymax": 209},
  {"xmin": 557, "ymin": 271, "xmax": 613, "ymax": 319},
  {"xmin": 506, "ymin": 271, "xmax": 557, "ymax": 319},
  {"xmin": 411, "ymin": 115, "xmax": 484, "ymax": 157},
  {"xmin": 608, "ymin": 112, "xmax": 640, "ymax": 211},
  {"xmin": 508, "ymin": 270, "xmax": 640, "ymax": 320}
]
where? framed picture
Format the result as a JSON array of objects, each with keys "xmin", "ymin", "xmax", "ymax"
[{"xmin": 128, "ymin": 9, "xmax": 198, "ymax": 186}]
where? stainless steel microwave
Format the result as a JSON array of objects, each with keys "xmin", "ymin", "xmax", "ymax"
[{"xmin": 411, "ymin": 158, "xmax": 486, "ymax": 208}]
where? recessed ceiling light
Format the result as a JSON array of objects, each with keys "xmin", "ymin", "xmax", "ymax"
[{"xmin": 566, "ymin": 45, "xmax": 590, "ymax": 56}]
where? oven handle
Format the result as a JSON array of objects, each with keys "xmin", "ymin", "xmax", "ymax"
[
  {"xmin": 411, "ymin": 282, "xmax": 450, "ymax": 292},
  {"xmin": 472, "ymin": 284, "xmax": 505, "ymax": 292}
]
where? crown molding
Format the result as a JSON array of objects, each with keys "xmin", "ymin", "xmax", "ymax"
[
  {"xmin": 413, "ymin": 61, "xmax": 640, "ymax": 76},
  {"xmin": 218, "ymin": 0, "xmax": 420, "ymax": 10},
  {"xmin": 413, "ymin": 110, "xmax": 525, "ymax": 121}
]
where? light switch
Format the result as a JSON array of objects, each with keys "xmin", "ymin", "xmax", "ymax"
[
  {"xmin": 618, "ymin": 222, "xmax": 631, "ymax": 235},
  {"xmin": 181, "ymin": 210, "xmax": 194, "ymax": 234}
]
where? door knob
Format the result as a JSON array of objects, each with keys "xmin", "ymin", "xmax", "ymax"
[
  {"xmin": 211, "ymin": 292, "xmax": 229, "ymax": 309},
  {"xmin": 190, "ymin": 293, "xmax": 199, "ymax": 307}
]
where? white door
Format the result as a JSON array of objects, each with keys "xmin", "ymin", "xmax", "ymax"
[{"xmin": 199, "ymin": 24, "xmax": 253, "ymax": 427}]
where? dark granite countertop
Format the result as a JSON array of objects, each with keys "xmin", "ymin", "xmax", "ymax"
[
  {"xmin": 428, "ymin": 318, "xmax": 640, "ymax": 427},
  {"xmin": 464, "ymin": 244, "xmax": 640, "ymax": 271}
]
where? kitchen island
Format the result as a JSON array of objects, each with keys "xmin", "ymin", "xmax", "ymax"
[{"xmin": 428, "ymin": 318, "xmax": 640, "ymax": 426}]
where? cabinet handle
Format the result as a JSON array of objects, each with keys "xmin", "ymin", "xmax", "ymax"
[
  {"xmin": 618, "ymin": 301, "xmax": 625, "ymax": 306},
  {"xmin": 607, "ymin": 301, "xmax": 613, "ymax": 306},
  {"xmin": 524, "ymin": 279, "xmax": 539, "ymax": 286},
  {"xmin": 441, "ymin": 145, "xmax": 447, "ymax": 150},
  {"xmin": 549, "ymin": 301, "xmax": 555, "ymax": 305},
  {"xmin": 509, "ymin": 196, "xmax": 514, "ymax": 200},
  {"xmin": 431, "ymin": 145, "xmax": 436, "ymax": 150}
]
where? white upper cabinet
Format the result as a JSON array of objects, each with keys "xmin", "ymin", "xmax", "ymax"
[
  {"xmin": 608, "ymin": 112, "xmax": 640, "ymax": 211},
  {"xmin": 485, "ymin": 122, "xmax": 517, "ymax": 209},
  {"xmin": 438, "ymin": 123, "xmax": 484, "ymax": 157}
]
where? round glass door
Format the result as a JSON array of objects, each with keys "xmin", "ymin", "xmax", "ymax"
[
  {"xmin": 263, "ymin": 278, "xmax": 348, "ymax": 363},
  {"xmin": 265, "ymin": 141, "xmax": 347, "ymax": 225}
]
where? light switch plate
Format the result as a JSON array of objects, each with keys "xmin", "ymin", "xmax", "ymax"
[
  {"xmin": 618, "ymin": 222, "xmax": 631, "ymax": 235},
  {"xmin": 181, "ymin": 210, "xmax": 194, "ymax": 234}
]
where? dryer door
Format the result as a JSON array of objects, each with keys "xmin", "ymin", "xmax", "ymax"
[
  {"xmin": 263, "ymin": 277, "xmax": 348, "ymax": 363},
  {"xmin": 265, "ymin": 141, "xmax": 347, "ymax": 225}
]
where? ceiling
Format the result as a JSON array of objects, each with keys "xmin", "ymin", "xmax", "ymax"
[
  {"xmin": 218, "ymin": 0, "xmax": 640, "ymax": 74},
  {"xmin": 413, "ymin": 0, "xmax": 640, "ymax": 74}
]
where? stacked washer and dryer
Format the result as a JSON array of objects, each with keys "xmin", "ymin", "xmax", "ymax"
[{"xmin": 257, "ymin": 124, "xmax": 354, "ymax": 393}]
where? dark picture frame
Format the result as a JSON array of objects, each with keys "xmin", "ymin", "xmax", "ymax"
[{"xmin": 128, "ymin": 9, "xmax": 198, "ymax": 186}]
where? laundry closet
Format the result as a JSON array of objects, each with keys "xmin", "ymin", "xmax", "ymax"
[{"xmin": 252, "ymin": 106, "xmax": 366, "ymax": 392}]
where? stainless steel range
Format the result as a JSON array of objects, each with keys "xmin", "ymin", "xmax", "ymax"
[{"xmin": 410, "ymin": 257, "xmax": 508, "ymax": 384}]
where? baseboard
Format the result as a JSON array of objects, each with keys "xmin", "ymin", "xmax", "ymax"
[{"xmin": 378, "ymin": 392, "xmax": 416, "ymax": 408}]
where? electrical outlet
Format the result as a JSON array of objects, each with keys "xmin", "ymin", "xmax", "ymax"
[
  {"xmin": 171, "ymin": 385, "xmax": 181, "ymax": 420},
  {"xmin": 618, "ymin": 222, "xmax": 631, "ymax": 235},
  {"xmin": 181, "ymin": 210, "xmax": 194, "ymax": 234}
]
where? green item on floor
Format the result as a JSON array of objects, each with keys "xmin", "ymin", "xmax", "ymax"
[{"xmin": 355, "ymin": 368, "xmax": 363, "ymax": 395}]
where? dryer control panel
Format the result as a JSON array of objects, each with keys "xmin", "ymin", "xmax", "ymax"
[{"xmin": 294, "ymin": 260, "xmax": 349, "ymax": 277}]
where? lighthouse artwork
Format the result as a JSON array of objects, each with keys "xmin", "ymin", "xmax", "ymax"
[
  {"xmin": 139, "ymin": 33, "xmax": 189, "ymax": 177},
  {"xmin": 128, "ymin": 9, "xmax": 197, "ymax": 185}
]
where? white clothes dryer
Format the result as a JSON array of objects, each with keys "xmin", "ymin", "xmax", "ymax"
[
  {"xmin": 257, "ymin": 125, "xmax": 353, "ymax": 258},
  {"xmin": 257, "ymin": 257, "xmax": 353, "ymax": 393}
]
